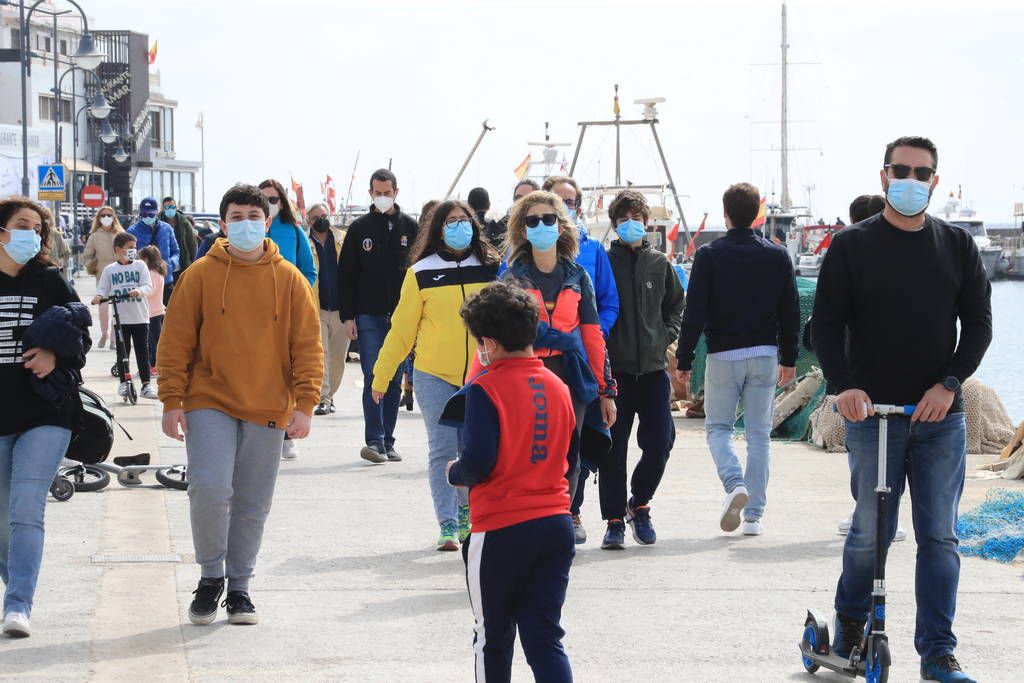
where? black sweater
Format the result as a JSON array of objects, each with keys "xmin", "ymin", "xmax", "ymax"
[
  {"xmin": 811, "ymin": 214, "xmax": 992, "ymax": 410},
  {"xmin": 337, "ymin": 206, "xmax": 419, "ymax": 321},
  {"xmin": 0, "ymin": 261, "xmax": 82, "ymax": 436},
  {"xmin": 676, "ymin": 228, "xmax": 800, "ymax": 371}
]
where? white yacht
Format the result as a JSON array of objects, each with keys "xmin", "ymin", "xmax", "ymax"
[{"xmin": 937, "ymin": 194, "xmax": 1002, "ymax": 279}]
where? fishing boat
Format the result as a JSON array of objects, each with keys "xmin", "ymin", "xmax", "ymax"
[{"xmin": 937, "ymin": 192, "xmax": 1002, "ymax": 279}]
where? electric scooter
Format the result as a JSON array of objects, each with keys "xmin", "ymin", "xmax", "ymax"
[
  {"xmin": 98, "ymin": 293, "xmax": 137, "ymax": 405},
  {"xmin": 798, "ymin": 403, "xmax": 916, "ymax": 683}
]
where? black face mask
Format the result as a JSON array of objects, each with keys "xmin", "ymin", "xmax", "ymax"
[{"xmin": 313, "ymin": 217, "xmax": 330, "ymax": 233}]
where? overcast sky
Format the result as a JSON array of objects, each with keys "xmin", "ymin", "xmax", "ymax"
[{"xmin": 81, "ymin": 0, "xmax": 1024, "ymax": 226}]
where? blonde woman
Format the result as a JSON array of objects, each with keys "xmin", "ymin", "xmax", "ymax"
[{"xmin": 82, "ymin": 206, "xmax": 123, "ymax": 347}]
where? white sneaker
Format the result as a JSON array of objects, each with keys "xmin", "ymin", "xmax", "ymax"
[
  {"xmin": 894, "ymin": 526, "xmax": 907, "ymax": 542},
  {"xmin": 3, "ymin": 612, "xmax": 30, "ymax": 638},
  {"xmin": 117, "ymin": 381, "xmax": 130, "ymax": 398},
  {"xmin": 741, "ymin": 519, "xmax": 763, "ymax": 536},
  {"xmin": 141, "ymin": 383, "xmax": 158, "ymax": 400},
  {"xmin": 281, "ymin": 439, "xmax": 298, "ymax": 460},
  {"xmin": 720, "ymin": 486, "xmax": 749, "ymax": 532},
  {"xmin": 838, "ymin": 513, "xmax": 853, "ymax": 535}
]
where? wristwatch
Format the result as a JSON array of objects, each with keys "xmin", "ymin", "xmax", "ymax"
[{"xmin": 942, "ymin": 376, "xmax": 961, "ymax": 393}]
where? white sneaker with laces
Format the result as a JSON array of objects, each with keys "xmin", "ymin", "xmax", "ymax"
[
  {"xmin": 3, "ymin": 611, "xmax": 31, "ymax": 638},
  {"xmin": 838, "ymin": 512, "xmax": 853, "ymax": 535},
  {"xmin": 720, "ymin": 486, "xmax": 749, "ymax": 532},
  {"xmin": 141, "ymin": 383, "xmax": 158, "ymax": 400},
  {"xmin": 894, "ymin": 526, "xmax": 907, "ymax": 542},
  {"xmin": 281, "ymin": 439, "xmax": 298, "ymax": 460},
  {"xmin": 741, "ymin": 519, "xmax": 763, "ymax": 536},
  {"xmin": 117, "ymin": 381, "xmax": 130, "ymax": 397}
]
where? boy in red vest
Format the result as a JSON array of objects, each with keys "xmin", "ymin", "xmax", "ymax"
[{"xmin": 445, "ymin": 280, "xmax": 576, "ymax": 683}]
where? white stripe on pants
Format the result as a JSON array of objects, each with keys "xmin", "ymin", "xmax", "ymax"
[
  {"xmin": 320, "ymin": 308, "xmax": 351, "ymax": 401},
  {"xmin": 466, "ymin": 530, "xmax": 487, "ymax": 683}
]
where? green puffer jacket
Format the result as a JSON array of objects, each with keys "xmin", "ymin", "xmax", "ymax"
[{"xmin": 606, "ymin": 239, "xmax": 686, "ymax": 376}]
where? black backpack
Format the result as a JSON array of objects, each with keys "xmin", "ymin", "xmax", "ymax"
[{"xmin": 64, "ymin": 386, "xmax": 130, "ymax": 465}]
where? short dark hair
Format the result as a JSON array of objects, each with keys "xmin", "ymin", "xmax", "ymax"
[
  {"xmin": 408, "ymin": 199, "xmax": 499, "ymax": 268},
  {"xmin": 513, "ymin": 179, "xmax": 540, "ymax": 200},
  {"xmin": 849, "ymin": 194, "xmax": 885, "ymax": 224},
  {"xmin": 370, "ymin": 168, "xmax": 398, "ymax": 190},
  {"xmin": 113, "ymin": 232, "xmax": 137, "ymax": 249},
  {"xmin": 467, "ymin": 187, "xmax": 490, "ymax": 213},
  {"xmin": 161, "ymin": 196, "xmax": 175, "ymax": 205},
  {"xmin": 542, "ymin": 175, "xmax": 581, "ymax": 203},
  {"xmin": 460, "ymin": 280, "xmax": 538, "ymax": 352},
  {"xmin": 220, "ymin": 183, "xmax": 270, "ymax": 221},
  {"xmin": 608, "ymin": 190, "xmax": 650, "ymax": 226},
  {"xmin": 722, "ymin": 183, "xmax": 761, "ymax": 229},
  {"xmin": 884, "ymin": 136, "xmax": 938, "ymax": 168},
  {"xmin": 257, "ymin": 179, "xmax": 298, "ymax": 225}
]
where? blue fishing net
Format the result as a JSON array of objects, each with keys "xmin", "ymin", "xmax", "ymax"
[{"xmin": 956, "ymin": 489, "xmax": 1024, "ymax": 564}]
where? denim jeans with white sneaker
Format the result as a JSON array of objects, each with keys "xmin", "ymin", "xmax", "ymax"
[
  {"xmin": 413, "ymin": 370, "xmax": 469, "ymax": 527},
  {"xmin": 0, "ymin": 426, "xmax": 71, "ymax": 616},
  {"xmin": 703, "ymin": 354, "xmax": 777, "ymax": 521}
]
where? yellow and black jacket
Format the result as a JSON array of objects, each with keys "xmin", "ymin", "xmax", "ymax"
[{"xmin": 372, "ymin": 252, "xmax": 498, "ymax": 392}]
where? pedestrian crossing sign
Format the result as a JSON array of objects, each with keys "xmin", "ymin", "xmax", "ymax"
[{"xmin": 37, "ymin": 163, "xmax": 65, "ymax": 201}]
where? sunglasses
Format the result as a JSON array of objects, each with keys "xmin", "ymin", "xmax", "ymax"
[
  {"xmin": 266, "ymin": 196, "xmax": 281, "ymax": 205},
  {"xmin": 524, "ymin": 213, "xmax": 558, "ymax": 228},
  {"xmin": 885, "ymin": 164, "xmax": 936, "ymax": 182}
]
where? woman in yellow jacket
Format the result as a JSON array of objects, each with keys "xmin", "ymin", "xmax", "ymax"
[{"xmin": 371, "ymin": 199, "xmax": 499, "ymax": 550}]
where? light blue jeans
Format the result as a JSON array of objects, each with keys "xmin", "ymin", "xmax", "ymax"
[
  {"xmin": 703, "ymin": 355, "xmax": 777, "ymax": 521},
  {"xmin": 0, "ymin": 426, "xmax": 72, "ymax": 616},
  {"xmin": 413, "ymin": 370, "xmax": 469, "ymax": 527}
]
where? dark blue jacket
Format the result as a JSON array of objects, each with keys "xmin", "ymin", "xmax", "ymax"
[
  {"xmin": 676, "ymin": 227, "xmax": 800, "ymax": 371},
  {"xmin": 128, "ymin": 219, "xmax": 180, "ymax": 284},
  {"xmin": 576, "ymin": 225, "xmax": 619, "ymax": 337},
  {"xmin": 22, "ymin": 301, "xmax": 92, "ymax": 407}
]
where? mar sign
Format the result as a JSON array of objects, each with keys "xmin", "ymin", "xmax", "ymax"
[{"xmin": 38, "ymin": 163, "xmax": 65, "ymax": 201}]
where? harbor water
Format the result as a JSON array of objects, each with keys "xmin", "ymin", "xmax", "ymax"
[{"xmin": 974, "ymin": 280, "xmax": 1024, "ymax": 422}]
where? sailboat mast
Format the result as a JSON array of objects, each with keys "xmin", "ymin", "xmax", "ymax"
[{"xmin": 780, "ymin": 2, "xmax": 792, "ymax": 212}]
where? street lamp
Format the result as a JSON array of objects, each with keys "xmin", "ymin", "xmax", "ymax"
[
  {"xmin": 89, "ymin": 92, "xmax": 111, "ymax": 119},
  {"xmin": 98, "ymin": 120, "xmax": 116, "ymax": 144},
  {"xmin": 72, "ymin": 31, "xmax": 103, "ymax": 70},
  {"xmin": 112, "ymin": 143, "xmax": 128, "ymax": 164}
]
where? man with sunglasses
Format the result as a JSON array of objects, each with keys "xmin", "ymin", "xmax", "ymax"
[{"xmin": 813, "ymin": 136, "xmax": 992, "ymax": 683}]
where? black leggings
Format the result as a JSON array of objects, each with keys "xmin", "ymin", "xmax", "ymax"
[{"xmin": 120, "ymin": 323, "xmax": 151, "ymax": 384}]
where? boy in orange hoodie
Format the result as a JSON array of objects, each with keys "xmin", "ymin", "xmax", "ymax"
[{"xmin": 157, "ymin": 183, "xmax": 323, "ymax": 626}]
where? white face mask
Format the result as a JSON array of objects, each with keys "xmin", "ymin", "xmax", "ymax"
[
  {"xmin": 99, "ymin": 216, "xmax": 114, "ymax": 227},
  {"xmin": 477, "ymin": 339, "xmax": 495, "ymax": 367},
  {"xmin": 268, "ymin": 203, "xmax": 281, "ymax": 219},
  {"xmin": 373, "ymin": 195, "xmax": 395, "ymax": 213}
]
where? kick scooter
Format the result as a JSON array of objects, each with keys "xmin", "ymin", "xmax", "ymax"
[{"xmin": 798, "ymin": 403, "xmax": 915, "ymax": 683}]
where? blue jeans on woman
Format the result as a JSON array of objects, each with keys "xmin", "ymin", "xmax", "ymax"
[
  {"xmin": 0, "ymin": 426, "xmax": 71, "ymax": 616},
  {"xmin": 413, "ymin": 370, "xmax": 468, "ymax": 526},
  {"xmin": 703, "ymin": 355, "xmax": 777, "ymax": 521},
  {"xmin": 356, "ymin": 314, "xmax": 402, "ymax": 451},
  {"xmin": 835, "ymin": 412, "xmax": 967, "ymax": 662}
]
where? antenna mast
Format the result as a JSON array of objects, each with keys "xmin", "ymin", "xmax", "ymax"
[{"xmin": 780, "ymin": 2, "xmax": 792, "ymax": 212}]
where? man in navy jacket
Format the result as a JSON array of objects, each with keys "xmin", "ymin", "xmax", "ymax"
[{"xmin": 128, "ymin": 196, "xmax": 180, "ymax": 304}]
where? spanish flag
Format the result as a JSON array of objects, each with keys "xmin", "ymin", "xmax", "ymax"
[
  {"xmin": 751, "ymin": 198, "xmax": 767, "ymax": 229},
  {"xmin": 148, "ymin": 40, "xmax": 159, "ymax": 65},
  {"xmin": 513, "ymin": 154, "xmax": 531, "ymax": 181}
]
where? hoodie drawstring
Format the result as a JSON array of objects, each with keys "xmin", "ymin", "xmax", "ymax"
[
  {"xmin": 221, "ymin": 254, "xmax": 232, "ymax": 314},
  {"xmin": 272, "ymin": 266, "xmax": 279, "ymax": 321}
]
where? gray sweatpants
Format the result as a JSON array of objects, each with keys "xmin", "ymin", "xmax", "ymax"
[{"xmin": 185, "ymin": 409, "xmax": 284, "ymax": 593}]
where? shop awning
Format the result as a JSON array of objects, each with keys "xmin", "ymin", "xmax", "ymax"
[{"xmin": 62, "ymin": 158, "xmax": 107, "ymax": 175}]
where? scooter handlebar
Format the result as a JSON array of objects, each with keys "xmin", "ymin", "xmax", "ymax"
[
  {"xmin": 94, "ymin": 294, "xmax": 131, "ymax": 304},
  {"xmin": 832, "ymin": 402, "xmax": 916, "ymax": 417}
]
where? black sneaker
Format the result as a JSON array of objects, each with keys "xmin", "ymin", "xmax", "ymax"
[
  {"xmin": 360, "ymin": 444, "xmax": 388, "ymax": 464},
  {"xmin": 626, "ymin": 498, "xmax": 657, "ymax": 545},
  {"xmin": 223, "ymin": 591, "xmax": 259, "ymax": 625},
  {"xmin": 401, "ymin": 389, "xmax": 414, "ymax": 411},
  {"xmin": 314, "ymin": 401, "xmax": 330, "ymax": 416},
  {"xmin": 386, "ymin": 447, "xmax": 402, "ymax": 462},
  {"xmin": 188, "ymin": 577, "xmax": 224, "ymax": 625},
  {"xmin": 831, "ymin": 612, "xmax": 866, "ymax": 660},
  {"xmin": 601, "ymin": 519, "xmax": 626, "ymax": 550}
]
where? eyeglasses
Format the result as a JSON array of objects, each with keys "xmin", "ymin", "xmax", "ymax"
[
  {"xmin": 444, "ymin": 217, "xmax": 471, "ymax": 226},
  {"xmin": 266, "ymin": 196, "xmax": 281, "ymax": 205},
  {"xmin": 884, "ymin": 164, "xmax": 936, "ymax": 182},
  {"xmin": 165, "ymin": 205, "xmax": 177, "ymax": 210},
  {"xmin": 524, "ymin": 213, "xmax": 558, "ymax": 228}
]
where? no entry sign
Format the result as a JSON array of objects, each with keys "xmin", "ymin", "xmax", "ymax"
[{"xmin": 80, "ymin": 185, "xmax": 106, "ymax": 208}]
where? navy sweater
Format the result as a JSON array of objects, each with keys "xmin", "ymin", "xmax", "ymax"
[{"xmin": 676, "ymin": 228, "xmax": 800, "ymax": 371}]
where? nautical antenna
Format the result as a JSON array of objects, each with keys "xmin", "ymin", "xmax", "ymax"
[
  {"xmin": 635, "ymin": 97, "xmax": 666, "ymax": 121},
  {"xmin": 527, "ymin": 121, "xmax": 571, "ymax": 178},
  {"xmin": 445, "ymin": 119, "xmax": 496, "ymax": 198}
]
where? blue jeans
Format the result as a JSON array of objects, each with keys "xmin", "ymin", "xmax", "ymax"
[
  {"xmin": 835, "ymin": 412, "xmax": 967, "ymax": 661},
  {"xmin": 703, "ymin": 355, "xmax": 777, "ymax": 521},
  {"xmin": 356, "ymin": 314, "xmax": 401, "ymax": 450},
  {"xmin": 0, "ymin": 426, "xmax": 72, "ymax": 616},
  {"xmin": 414, "ymin": 370, "xmax": 469, "ymax": 527}
]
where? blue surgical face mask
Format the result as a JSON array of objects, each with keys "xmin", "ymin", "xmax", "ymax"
[
  {"xmin": 526, "ymin": 224, "xmax": 560, "ymax": 252},
  {"xmin": 616, "ymin": 219, "xmax": 647, "ymax": 243},
  {"xmin": 0, "ymin": 227, "xmax": 42, "ymax": 265},
  {"xmin": 886, "ymin": 178, "xmax": 932, "ymax": 217},
  {"xmin": 226, "ymin": 219, "xmax": 267, "ymax": 253},
  {"xmin": 566, "ymin": 206, "xmax": 578, "ymax": 221},
  {"xmin": 141, "ymin": 215, "xmax": 156, "ymax": 226},
  {"xmin": 164, "ymin": 206, "xmax": 177, "ymax": 219},
  {"xmin": 443, "ymin": 220, "xmax": 473, "ymax": 251}
]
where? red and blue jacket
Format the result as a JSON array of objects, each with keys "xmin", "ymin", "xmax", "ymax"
[
  {"xmin": 445, "ymin": 357, "xmax": 575, "ymax": 532},
  {"xmin": 502, "ymin": 258, "xmax": 616, "ymax": 399}
]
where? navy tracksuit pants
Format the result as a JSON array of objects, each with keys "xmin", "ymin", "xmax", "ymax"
[
  {"xmin": 599, "ymin": 370, "xmax": 675, "ymax": 520},
  {"xmin": 463, "ymin": 514, "xmax": 575, "ymax": 683}
]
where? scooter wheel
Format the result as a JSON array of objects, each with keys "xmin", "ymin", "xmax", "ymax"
[
  {"xmin": 110, "ymin": 363, "xmax": 118, "ymax": 377},
  {"xmin": 128, "ymin": 383, "xmax": 138, "ymax": 405},
  {"xmin": 155, "ymin": 465, "xmax": 188, "ymax": 490},
  {"xmin": 50, "ymin": 476, "xmax": 75, "ymax": 502},
  {"xmin": 865, "ymin": 639, "xmax": 890, "ymax": 683},
  {"xmin": 801, "ymin": 624, "xmax": 821, "ymax": 673},
  {"xmin": 58, "ymin": 464, "xmax": 111, "ymax": 492}
]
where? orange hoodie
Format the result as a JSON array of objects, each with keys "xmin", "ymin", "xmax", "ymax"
[{"xmin": 157, "ymin": 238, "xmax": 323, "ymax": 428}]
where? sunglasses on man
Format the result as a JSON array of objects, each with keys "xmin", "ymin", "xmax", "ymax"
[
  {"xmin": 524, "ymin": 213, "xmax": 558, "ymax": 228},
  {"xmin": 884, "ymin": 164, "xmax": 936, "ymax": 182}
]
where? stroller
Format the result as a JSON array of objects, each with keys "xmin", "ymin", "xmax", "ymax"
[{"xmin": 98, "ymin": 293, "xmax": 137, "ymax": 405}]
